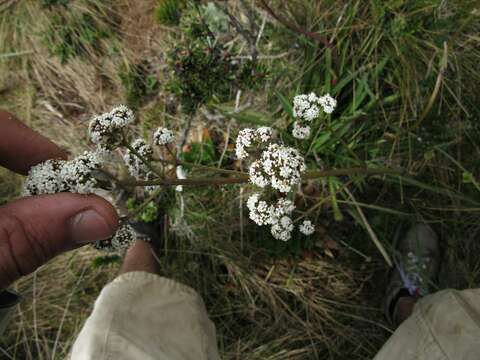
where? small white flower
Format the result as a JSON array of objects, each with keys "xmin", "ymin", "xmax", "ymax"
[
  {"xmin": 256, "ymin": 127, "xmax": 273, "ymax": 143},
  {"xmin": 271, "ymin": 198, "xmax": 295, "ymax": 219},
  {"xmin": 299, "ymin": 220, "xmax": 315, "ymax": 235},
  {"xmin": 293, "ymin": 93, "xmax": 336, "ymax": 120},
  {"xmin": 23, "ymin": 159, "xmax": 65, "ymax": 196},
  {"xmin": 94, "ymin": 224, "xmax": 137, "ymax": 252},
  {"xmin": 89, "ymin": 105, "xmax": 134, "ymax": 149},
  {"xmin": 249, "ymin": 161, "xmax": 269, "ymax": 188},
  {"xmin": 59, "ymin": 151, "xmax": 101, "ymax": 194},
  {"xmin": 271, "ymin": 216, "xmax": 294, "ymax": 241},
  {"xmin": 247, "ymin": 193, "xmax": 274, "ymax": 226},
  {"xmin": 235, "ymin": 128, "xmax": 257, "ymax": 159},
  {"xmin": 23, "ymin": 150, "xmax": 105, "ymax": 196},
  {"xmin": 123, "ymin": 138, "xmax": 153, "ymax": 179},
  {"xmin": 256, "ymin": 144, "xmax": 306, "ymax": 193},
  {"xmin": 292, "ymin": 122, "xmax": 311, "ymax": 139},
  {"xmin": 154, "ymin": 127, "xmax": 175, "ymax": 146},
  {"xmin": 110, "ymin": 105, "xmax": 134, "ymax": 127},
  {"xmin": 318, "ymin": 94, "xmax": 337, "ymax": 114},
  {"xmin": 293, "ymin": 93, "xmax": 320, "ymax": 121}
]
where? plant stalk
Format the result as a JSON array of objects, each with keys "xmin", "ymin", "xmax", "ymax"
[{"xmin": 121, "ymin": 167, "xmax": 403, "ymax": 187}]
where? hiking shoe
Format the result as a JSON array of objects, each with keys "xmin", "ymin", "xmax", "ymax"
[{"xmin": 384, "ymin": 223, "xmax": 440, "ymax": 326}]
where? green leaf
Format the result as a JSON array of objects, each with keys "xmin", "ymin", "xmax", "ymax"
[
  {"xmin": 213, "ymin": 104, "xmax": 273, "ymax": 126},
  {"xmin": 275, "ymin": 91, "xmax": 294, "ymax": 119}
]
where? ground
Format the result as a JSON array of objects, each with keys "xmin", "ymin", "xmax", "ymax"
[{"xmin": 0, "ymin": 0, "xmax": 479, "ymax": 359}]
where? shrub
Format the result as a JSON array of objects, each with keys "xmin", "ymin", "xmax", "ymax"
[{"xmin": 167, "ymin": 7, "xmax": 267, "ymax": 114}]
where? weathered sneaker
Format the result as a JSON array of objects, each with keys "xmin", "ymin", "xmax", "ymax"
[{"xmin": 384, "ymin": 223, "xmax": 440, "ymax": 326}]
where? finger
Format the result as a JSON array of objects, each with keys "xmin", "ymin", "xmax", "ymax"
[
  {"xmin": 0, "ymin": 193, "xmax": 118, "ymax": 289},
  {"xmin": 0, "ymin": 110, "xmax": 67, "ymax": 175}
]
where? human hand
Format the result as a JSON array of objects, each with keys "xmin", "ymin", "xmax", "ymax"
[{"xmin": 0, "ymin": 110, "xmax": 118, "ymax": 290}]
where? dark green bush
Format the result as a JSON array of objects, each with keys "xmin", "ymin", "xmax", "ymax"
[{"xmin": 167, "ymin": 9, "xmax": 267, "ymax": 114}]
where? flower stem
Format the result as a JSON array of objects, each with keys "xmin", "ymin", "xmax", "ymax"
[
  {"xmin": 124, "ymin": 142, "xmax": 162, "ymax": 177},
  {"xmin": 121, "ymin": 167, "xmax": 403, "ymax": 188},
  {"xmin": 152, "ymin": 158, "xmax": 245, "ymax": 176}
]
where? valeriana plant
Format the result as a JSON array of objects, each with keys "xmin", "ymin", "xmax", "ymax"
[{"xmin": 22, "ymin": 94, "xmax": 398, "ymax": 255}]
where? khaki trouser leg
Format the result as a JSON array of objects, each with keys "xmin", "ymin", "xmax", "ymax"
[
  {"xmin": 70, "ymin": 271, "xmax": 220, "ymax": 360},
  {"xmin": 374, "ymin": 289, "xmax": 480, "ymax": 360}
]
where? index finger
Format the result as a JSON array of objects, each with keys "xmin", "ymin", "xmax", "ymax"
[{"xmin": 0, "ymin": 110, "xmax": 67, "ymax": 175}]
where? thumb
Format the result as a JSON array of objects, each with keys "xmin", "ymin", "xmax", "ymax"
[{"xmin": 0, "ymin": 193, "xmax": 118, "ymax": 289}]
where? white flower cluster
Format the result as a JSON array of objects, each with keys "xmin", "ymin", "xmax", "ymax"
[
  {"xmin": 123, "ymin": 138, "xmax": 154, "ymax": 179},
  {"xmin": 247, "ymin": 194, "xmax": 296, "ymax": 240},
  {"xmin": 292, "ymin": 93, "xmax": 337, "ymax": 139},
  {"xmin": 153, "ymin": 127, "xmax": 175, "ymax": 146},
  {"xmin": 247, "ymin": 195, "xmax": 314, "ymax": 241},
  {"xmin": 89, "ymin": 105, "xmax": 134, "ymax": 149},
  {"xmin": 292, "ymin": 122, "xmax": 311, "ymax": 139},
  {"xmin": 235, "ymin": 124, "xmax": 312, "ymax": 241},
  {"xmin": 299, "ymin": 220, "xmax": 315, "ymax": 235},
  {"xmin": 250, "ymin": 144, "xmax": 306, "ymax": 193},
  {"xmin": 23, "ymin": 150, "xmax": 103, "ymax": 196},
  {"xmin": 235, "ymin": 127, "xmax": 272, "ymax": 160},
  {"xmin": 93, "ymin": 224, "xmax": 138, "ymax": 253}
]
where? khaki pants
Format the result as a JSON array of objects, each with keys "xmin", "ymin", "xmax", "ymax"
[
  {"xmin": 71, "ymin": 272, "xmax": 480, "ymax": 359},
  {"xmin": 375, "ymin": 289, "xmax": 480, "ymax": 360},
  {"xmin": 71, "ymin": 272, "xmax": 220, "ymax": 360}
]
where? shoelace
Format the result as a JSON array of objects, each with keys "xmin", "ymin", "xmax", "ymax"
[{"xmin": 393, "ymin": 252, "xmax": 429, "ymax": 296}]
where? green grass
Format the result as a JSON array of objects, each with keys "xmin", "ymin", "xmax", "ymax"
[
  {"xmin": 119, "ymin": 60, "xmax": 158, "ymax": 110},
  {"xmin": 155, "ymin": 0, "xmax": 186, "ymax": 26},
  {"xmin": 43, "ymin": 12, "xmax": 111, "ymax": 64}
]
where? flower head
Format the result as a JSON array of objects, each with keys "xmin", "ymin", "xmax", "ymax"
[
  {"xmin": 93, "ymin": 224, "xmax": 137, "ymax": 252},
  {"xmin": 256, "ymin": 127, "xmax": 273, "ymax": 143},
  {"xmin": 293, "ymin": 93, "xmax": 320, "ymax": 122},
  {"xmin": 236, "ymin": 128, "xmax": 257, "ymax": 159},
  {"xmin": 318, "ymin": 94, "xmax": 337, "ymax": 114},
  {"xmin": 292, "ymin": 122, "xmax": 311, "ymax": 139},
  {"xmin": 153, "ymin": 127, "xmax": 175, "ymax": 146},
  {"xmin": 257, "ymin": 144, "xmax": 306, "ymax": 193},
  {"xmin": 247, "ymin": 194, "xmax": 296, "ymax": 241},
  {"xmin": 59, "ymin": 150, "xmax": 102, "ymax": 194},
  {"xmin": 247, "ymin": 193, "xmax": 274, "ymax": 226},
  {"xmin": 23, "ymin": 150, "xmax": 104, "ymax": 196},
  {"xmin": 23, "ymin": 159, "xmax": 65, "ymax": 196},
  {"xmin": 89, "ymin": 105, "xmax": 134, "ymax": 149},
  {"xmin": 235, "ymin": 127, "xmax": 273, "ymax": 160},
  {"xmin": 109, "ymin": 105, "xmax": 135, "ymax": 127},
  {"xmin": 271, "ymin": 216, "xmax": 294, "ymax": 241},
  {"xmin": 299, "ymin": 220, "xmax": 315, "ymax": 235},
  {"xmin": 123, "ymin": 138, "xmax": 154, "ymax": 179}
]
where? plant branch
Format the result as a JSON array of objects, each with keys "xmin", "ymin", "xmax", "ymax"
[
  {"xmin": 120, "ymin": 167, "xmax": 404, "ymax": 188},
  {"xmin": 124, "ymin": 142, "xmax": 162, "ymax": 177},
  {"xmin": 153, "ymin": 158, "xmax": 245, "ymax": 176}
]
